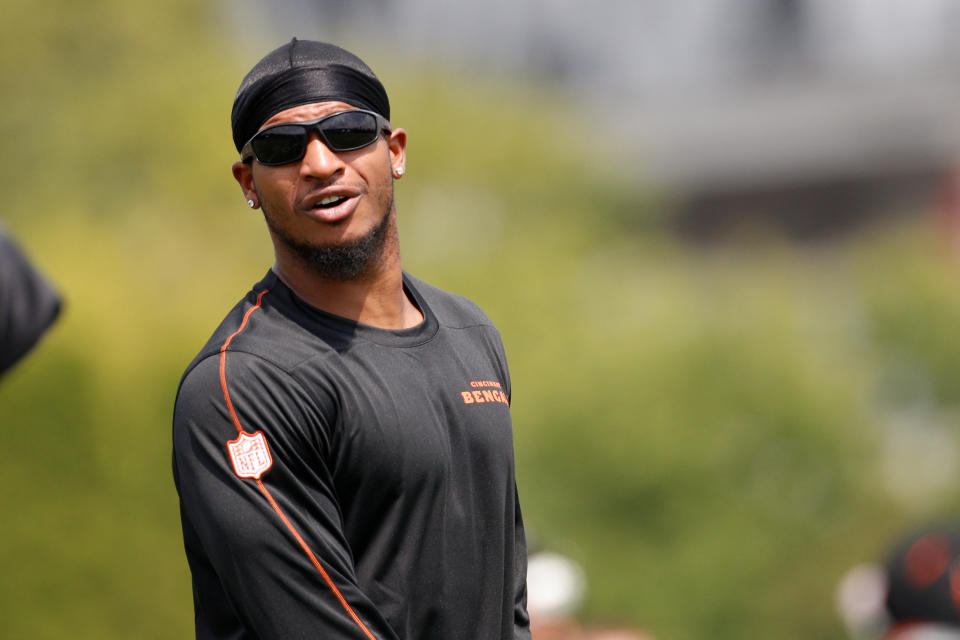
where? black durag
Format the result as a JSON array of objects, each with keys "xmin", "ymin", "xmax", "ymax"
[{"xmin": 231, "ymin": 38, "xmax": 390, "ymax": 152}]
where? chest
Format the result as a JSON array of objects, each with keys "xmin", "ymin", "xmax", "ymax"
[{"xmin": 324, "ymin": 335, "xmax": 514, "ymax": 494}]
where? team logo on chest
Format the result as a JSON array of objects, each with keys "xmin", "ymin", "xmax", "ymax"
[
  {"xmin": 227, "ymin": 431, "xmax": 273, "ymax": 479},
  {"xmin": 460, "ymin": 379, "xmax": 509, "ymax": 406}
]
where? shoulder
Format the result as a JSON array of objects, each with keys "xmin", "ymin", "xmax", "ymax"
[
  {"xmin": 404, "ymin": 273, "xmax": 511, "ymax": 389},
  {"xmin": 404, "ymin": 273, "xmax": 496, "ymax": 331},
  {"xmin": 177, "ymin": 349, "xmax": 296, "ymax": 410},
  {"xmin": 174, "ymin": 342, "xmax": 337, "ymax": 456},
  {"xmin": 175, "ymin": 279, "xmax": 341, "ymax": 420},
  {"xmin": 175, "ymin": 350, "xmax": 291, "ymax": 428},
  {"xmin": 180, "ymin": 278, "xmax": 336, "ymax": 382}
]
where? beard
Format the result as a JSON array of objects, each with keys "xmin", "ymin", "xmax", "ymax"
[{"xmin": 263, "ymin": 195, "xmax": 395, "ymax": 282}]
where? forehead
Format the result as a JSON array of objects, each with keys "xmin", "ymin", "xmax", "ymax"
[{"xmin": 259, "ymin": 101, "xmax": 358, "ymax": 130}]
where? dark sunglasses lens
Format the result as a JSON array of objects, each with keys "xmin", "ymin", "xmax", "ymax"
[
  {"xmin": 321, "ymin": 111, "xmax": 379, "ymax": 151},
  {"xmin": 252, "ymin": 126, "xmax": 308, "ymax": 165}
]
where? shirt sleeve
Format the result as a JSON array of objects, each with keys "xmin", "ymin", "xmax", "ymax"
[
  {"xmin": 0, "ymin": 228, "xmax": 61, "ymax": 377},
  {"xmin": 173, "ymin": 352, "xmax": 400, "ymax": 640},
  {"xmin": 513, "ymin": 483, "xmax": 532, "ymax": 640},
  {"xmin": 494, "ymin": 331, "xmax": 530, "ymax": 639}
]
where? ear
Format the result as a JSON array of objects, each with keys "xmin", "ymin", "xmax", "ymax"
[
  {"xmin": 386, "ymin": 128, "xmax": 407, "ymax": 177},
  {"xmin": 232, "ymin": 161, "xmax": 258, "ymax": 208}
]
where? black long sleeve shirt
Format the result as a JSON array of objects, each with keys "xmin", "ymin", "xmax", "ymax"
[{"xmin": 173, "ymin": 270, "xmax": 530, "ymax": 639}]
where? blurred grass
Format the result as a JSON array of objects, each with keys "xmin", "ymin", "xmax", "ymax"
[{"xmin": 3, "ymin": 2, "xmax": 960, "ymax": 639}]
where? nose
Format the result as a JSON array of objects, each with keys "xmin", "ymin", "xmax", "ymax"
[{"xmin": 299, "ymin": 132, "xmax": 344, "ymax": 180}]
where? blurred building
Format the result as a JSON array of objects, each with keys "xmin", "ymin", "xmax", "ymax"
[{"xmin": 225, "ymin": 0, "xmax": 960, "ymax": 240}]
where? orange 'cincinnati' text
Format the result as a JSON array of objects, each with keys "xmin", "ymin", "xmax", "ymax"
[{"xmin": 469, "ymin": 380, "xmax": 502, "ymax": 389}]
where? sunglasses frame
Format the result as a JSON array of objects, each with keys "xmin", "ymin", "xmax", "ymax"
[{"xmin": 241, "ymin": 109, "xmax": 392, "ymax": 166}]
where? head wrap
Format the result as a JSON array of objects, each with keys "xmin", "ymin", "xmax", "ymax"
[{"xmin": 231, "ymin": 38, "xmax": 391, "ymax": 152}]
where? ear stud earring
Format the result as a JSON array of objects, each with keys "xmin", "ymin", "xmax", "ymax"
[
  {"xmin": 394, "ymin": 167, "xmax": 404, "ymax": 178},
  {"xmin": 247, "ymin": 199, "xmax": 256, "ymax": 208}
]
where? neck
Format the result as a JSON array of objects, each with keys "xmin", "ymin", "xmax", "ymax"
[{"xmin": 273, "ymin": 223, "xmax": 423, "ymax": 330}]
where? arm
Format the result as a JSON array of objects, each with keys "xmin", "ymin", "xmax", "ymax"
[
  {"xmin": 0, "ymin": 228, "xmax": 60, "ymax": 376},
  {"xmin": 513, "ymin": 483, "xmax": 532, "ymax": 640},
  {"xmin": 173, "ymin": 353, "xmax": 400, "ymax": 640},
  {"xmin": 495, "ymin": 331, "xmax": 531, "ymax": 639},
  {"xmin": 487, "ymin": 328, "xmax": 530, "ymax": 638}
]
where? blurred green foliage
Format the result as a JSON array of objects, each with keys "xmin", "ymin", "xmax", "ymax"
[{"xmin": 3, "ymin": 2, "xmax": 960, "ymax": 639}]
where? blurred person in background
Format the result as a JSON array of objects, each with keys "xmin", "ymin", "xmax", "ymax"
[
  {"xmin": 0, "ymin": 224, "xmax": 60, "ymax": 377},
  {"xmin": 172, "ymin": 39, "xmax": 529, "ymax": 639},
  {"xmin": 836, "ymin": 525, "xmax": 960, "ymax": 640},
  {"xmin": 527, "ymin": 548, "xmax": 586, "ymax": 640},
  {"xmin": 527, "ymin": 548, "xmax": 654, "ymax": 640}
]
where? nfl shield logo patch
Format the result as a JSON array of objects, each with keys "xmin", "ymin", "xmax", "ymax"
[{"xmin": 227, "ymin": 431, "xmax": 273, "ymax": 479}]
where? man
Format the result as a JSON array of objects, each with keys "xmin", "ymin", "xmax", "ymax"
[
  {"xmin": 172, "ymin": 38, "xmax": 530, "ymax": 640},
  {"xmin": 836, "ymin": 525, "xmax": 960, "ymax": 639}
]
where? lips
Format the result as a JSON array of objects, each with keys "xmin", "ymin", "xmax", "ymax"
[{"xmin": 301, "ymin": 189, "xmax": 361, "ymax": 223}]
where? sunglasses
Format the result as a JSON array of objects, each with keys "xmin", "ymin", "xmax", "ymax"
[{"xmin": 241, "ymin": 109, "xmax": 391, "ymax": 166}]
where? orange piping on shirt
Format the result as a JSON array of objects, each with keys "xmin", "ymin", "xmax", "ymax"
[
  {"xmin": 256, "ymin": 478, "xmax": 378, "ymax": 640},
  {"xmin": 220, "ymin": 289, "xmax": 270, "ymax": 436},
  {"xmin": 217, "ymin": 288, "xmax": 378, "ymax": 640}
]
